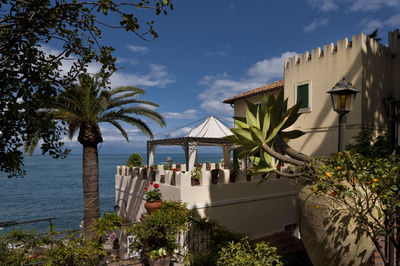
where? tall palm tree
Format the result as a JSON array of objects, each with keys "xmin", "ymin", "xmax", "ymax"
[{"xmin": 28, "ymin": 74, "xmax": 165, "ymax": 240}]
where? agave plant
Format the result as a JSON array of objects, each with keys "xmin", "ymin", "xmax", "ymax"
[{"xmin": 224, "ymin": 91, "xmax": 312, "ymax": 182}]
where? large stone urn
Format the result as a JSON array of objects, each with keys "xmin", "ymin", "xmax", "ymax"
[{"xmin": 297, "ymin": 186, "xmax": 376, "ymax": 266}]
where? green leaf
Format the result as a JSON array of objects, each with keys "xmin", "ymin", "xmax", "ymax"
[
  {"xmin": 245, "ymin": 104, "xmax": 259, "ymax": 129},
  {"xmin": 233, "ymin": 117, "xmax": 249, "ymax": 129},
  {"xmin": 265, "ymin": 114, "xmax": 290, "ymax": 143},
  {"xmin": 249, "ymin": 126, "xmax": 264, "ymax": 143},
  {"xmin": 231, "ymin": 128, "xmax": 254, "ymax": 143},
  {"xmin": 375, "ymin": 206, "xmax": 383, "ymax": 220},
  {"xmin": 261, "ymin": 109, "xmax": 270, "ymax": 140},
  {"xmin": 279, "ymin": 130, "xmax": 305, "ymax": 139}
]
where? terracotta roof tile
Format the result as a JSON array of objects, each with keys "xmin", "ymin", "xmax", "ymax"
[{"xmin": 222, "ymin": 80, "xmax": 284, "ymax": 104}]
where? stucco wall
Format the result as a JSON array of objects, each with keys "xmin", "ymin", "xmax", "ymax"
[
  {"xmin": 283, "ymin": 31, "xmax": 400, "ymax": 156},
  {"xmin": 115, "ymin": 165, "xmax": 300, "ymax": 239},
  {"xmin": 233, "ymin": 89, "xmax": 282, "ymax": 118}
]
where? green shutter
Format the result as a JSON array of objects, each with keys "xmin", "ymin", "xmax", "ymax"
[{"xmin": 297, "ymin": 84, "xmax": 309, "ymax": 109}]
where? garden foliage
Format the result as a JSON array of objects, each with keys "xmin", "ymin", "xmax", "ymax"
[{"xmin": 217, "ymin": 238, "xmax": 282, "ymax": 266}]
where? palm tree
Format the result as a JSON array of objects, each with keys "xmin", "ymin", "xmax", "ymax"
[{"xmin": 28, "ymin": 74, "xmax": 165, "ymax": 240}]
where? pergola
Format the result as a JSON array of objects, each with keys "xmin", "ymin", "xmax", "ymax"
[{"xmin": 146, "ymin": 116, "xmax": 233, "ymax": 171}]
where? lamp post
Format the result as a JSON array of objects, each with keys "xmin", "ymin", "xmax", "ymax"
[{"xmin": 327, "ymin": 78, "xmax": 359, "ymax": 152}]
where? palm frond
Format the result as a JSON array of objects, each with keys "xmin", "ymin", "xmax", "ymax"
[
  {"xmin": 109, "ymin": 86, "xmax": 145, "ymax": 97},
  {"xmin": 102, "ymin": 119, "xmax": 129, "ymax": 142},
  {"xmin": 108, "ymin": 99, "xmax": 159, "ymax": 110},
  {"xmin": 121, "ymin": 106, "xmax": 165, "ymax": 127}
]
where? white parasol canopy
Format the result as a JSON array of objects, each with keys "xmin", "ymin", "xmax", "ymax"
[{"xmin": 188, "ymin": 116, "xmax": 232, "ymax": 138}]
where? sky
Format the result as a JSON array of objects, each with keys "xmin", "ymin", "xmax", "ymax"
[{"xmin": 46, "ymin": 0, "xmax": 400, "ymax": 154}]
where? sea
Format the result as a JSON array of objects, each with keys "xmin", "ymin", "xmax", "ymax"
[{"xmin": 0, "ymin": 153, "xmax": 222, "ymax": 234}]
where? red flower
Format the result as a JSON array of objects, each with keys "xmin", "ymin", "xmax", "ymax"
[
  {"xmin": 149, "ymin": 181, "xmax": 153, "ymax": 185},
  {"xmin": 277, "ymin": 163, "xmax": 281, "ymax": 170},
  {"xmin": 144, "ymin": 187, "xmax": 149, "ymax": 190},
  {"xmin": 154, "ymin": 183, "xmax": 159, "ymax": 188},
  {"xmin": 34, "ymin": 254, "xmax": 40, "ymax": 259},
  {"xmin": 173, "ymin": 168, "xmax": 179, "ymax": 172}
]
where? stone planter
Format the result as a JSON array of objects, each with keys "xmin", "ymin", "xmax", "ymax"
[{"xmin": 297, "ymin": 186, "xmax": 375, "ymax": 266}]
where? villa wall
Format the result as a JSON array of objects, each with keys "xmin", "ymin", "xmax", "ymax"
[
  {"xmin": 233, "ymin": 89, "xmax": 282, "ymax": 118},
  {"xmin": 115, "ymin": 165, "xmax": 300, "ymax": 239},
  {"xmin": 283, "ymin": 30, "xmax": 400, "ymax": 156}
]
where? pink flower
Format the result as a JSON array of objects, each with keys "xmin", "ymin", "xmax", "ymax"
[{"xmin": 154, "ymin": 183, "xmax": 159, "ymax": 188}]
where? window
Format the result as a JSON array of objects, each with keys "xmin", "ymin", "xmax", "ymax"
[{"xmin": 296, "ymin": 82, "xmax": 310, "ymax": 111}]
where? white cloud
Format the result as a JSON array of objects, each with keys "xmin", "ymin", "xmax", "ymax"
[
  {"xmin": 307, "ymin": 0, "xmax": 400, "ymax": 12},
  {"xmin": 360, "ymin": 12, "xmax": 400, "ymax": 33},
  {"xmin": 109, "ymin": 64, "xmax": 175, "ymax": 88},
  {"xmin": 198, "ymin": 52, "xmax": 297, "ymax": 117},
  {"xmin": 38, "ymin": 45, "xmax": 174, "ymax": 88},
  {"xmin": 307, "ymin": 0, "xmax": 338, "ymax": 11},
  {"xmin": 350, "ymin": 0, "xmax": 400, "ymax": 12},
  {"xmin": 162, "ymin": 109, "xmax": 198, "ymax": 119},
  {"xmin": 166, "ymin": 127, "xmax": 192, "ymax": 138},
  {"xmin": 304, "ymin": 18, "xmax": 329, "ymax": 32},
  {"xmin": 127, "ymin": 45, "xmax": 149, "ymax": 53}
]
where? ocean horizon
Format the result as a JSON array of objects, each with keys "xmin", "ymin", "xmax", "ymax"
[{"xmin": 0, "ymin": 152, "xmax": 224, "ymax": 233}]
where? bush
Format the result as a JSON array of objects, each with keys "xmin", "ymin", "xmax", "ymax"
[
  {"xmin": 217, "ymin": 238, "xmax": 282, "ymax": 266},
  {"xmin": 126, "ymin": 153, "xmax": 143, "ymax": 168},
  {"xmin": 0, "ymin": 229, "xmax": 99, "ymax": 265},
  {"xmin": 184, "ymin": 218, "xmax": 243, "ymax": 265},
  {"xmin": 128, "ymin": 201, "xmax": 192, "ymax": 256}
]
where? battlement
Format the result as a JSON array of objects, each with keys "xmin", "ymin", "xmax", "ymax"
[{"xmin": 284, "ymin": 31, "xmax": 397, "ymax": 69}]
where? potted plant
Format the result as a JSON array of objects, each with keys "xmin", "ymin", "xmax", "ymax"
[
  {"xmin": 190, "ymin": 165, "xmax": 201, "ymax": 186},
  {"xmin": 142, "ymin": 166, "xmax": 148, "ymax": 179},
  {"xmin": 205, "ymin": 161, "xmax": 211, "ymax": 171},
  {"xmin": 211, "ymin": 169, "xmax": 219, "ymax": 184},
  {"xmin": 230, "ymin": 165, "xmax": 238, "ymax": 183},
  {"xmin": 143, "ymin": 182, "xmax": 162, "ymax": 214},
  {"xmin": 126, "ymin": 153, "xmax": 143, "ymax": 168},
  {"xmin": 128, "ymin": 201, "xmax": 192, "ymax": 266},
  {"xmin": 150, "ymin": 165, "xmax": 158, "ymax": 181},
  {"xmin": 171, "ymin": 168, "xmax": 179, "ymax": 186},
  {"xmin": 161, "ymin": 162, "xmax": 172, "ymax": 184},
  {"xmin": 215, "ymin": 162, "xmax": 220, "ymax": 170},
  {"xmin": 127, "ymin": 153, "xmax": 143, "ymax": 177}
]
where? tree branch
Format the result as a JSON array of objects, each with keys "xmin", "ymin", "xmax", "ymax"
[
  {"xmin": 275, "ymin": 135, "xmax": 313, "ymax": 163},
  {"xmin": 271, "ymin": 169, "xmax": 303, "ymax": 178},
  {"xmin": 261, "ymin": 143, "xmax": 308, "ymax": 168}
]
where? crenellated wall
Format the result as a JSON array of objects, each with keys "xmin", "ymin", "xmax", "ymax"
[
  {"xmin": 115, "ymin": 164, "xmax": 300, "ymax": 239},
  {"xmin": 284, "ymin": 30, "xmax": 400, "ymax": 156}
]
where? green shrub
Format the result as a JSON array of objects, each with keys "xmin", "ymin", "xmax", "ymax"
[
  {"xmin": 126, "ymin": 153, "xmax": 143, "ymax": 168},
  {"xmin": 217, "ymin": 238, "xmax": 282, "ymax": 266},
  {"xmin": 128, "ymin": 201, "xmax": 192, "ymax": 256},
  {"xmin": 0, "ymin": 229, "xmax": 99, "ymax": 265},
  {"xmin": 184, "ymin": 218, "xmax": 243, "ymax": 265}
]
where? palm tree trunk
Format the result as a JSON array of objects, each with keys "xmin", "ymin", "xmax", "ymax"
[{"xmin": 82, "ymin": 143, "xmax": 100, "ymax": 241}]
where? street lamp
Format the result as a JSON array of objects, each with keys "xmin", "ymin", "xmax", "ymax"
[{"xmin": 327, "ymin": 78, "xmax": 359, "ymax": 152}]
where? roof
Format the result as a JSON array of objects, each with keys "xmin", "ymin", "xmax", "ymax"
[
  {"xmin": 148, "ymin": 136, "xmax": 233, "ymax": 146},
  {"xmin": 188, "ymin": 116, "xmax": 232, "ymax": 138},
  {"xmin": 222, "ymin": 80, "xmax": 284, "ymax": 104},
  {"xmin": 148, "ymin": 116, "xmax": 233, "ymax": 146}
]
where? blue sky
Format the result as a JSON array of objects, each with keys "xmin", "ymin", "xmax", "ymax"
[{"xmin": 51, "ymin": 0, "xmax": 400, "ymax": 154}]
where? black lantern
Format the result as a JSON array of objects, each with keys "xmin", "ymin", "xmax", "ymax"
[
  {"xmin": 327, "ymin": 78, "xmax": 359, "ymax": 152},
  {"xmin": 327, "ymin": 78, "xmax": 359, "ymax": 114}
]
